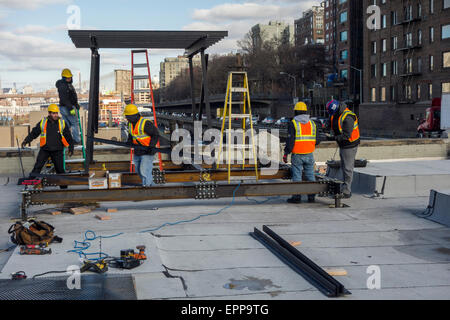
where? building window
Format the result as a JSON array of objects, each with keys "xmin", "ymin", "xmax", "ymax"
[
  {"xmin": 418, "ymin": 30, "xmax": 422, "ymax": 45},
  {"xmin": 382, "ymin": 63, "xmax": 387, "ymax": 77},
  {"xmin": 372, "ymin": 41, "xmax": 377, "ymax": 54},
  {"xmin": 340, "ymin": 49, "xmax": 348, "ymax": 60},
  {"xmin": 371, "ymin": 64, "xmax": 377, "ymax": 78},
  {"xmin": 340, "ymin": 69, "xmax": 348, "ymax": 79},
  {"xmin": 382, "ymin": 15, "xmax": 387, "ymax": 28},
  {"xmin": 430, "ymin": 0, "xmax": 434, "ymax": 13},
  {"xmin": 429, "ymin": 83, "xmax": 433, "ymax": 98},
  {"xmin": 390, "ymin": 86, "xmax": 396, "ymax": 100},
  {"xmin": 442, "ymin": 24, "xmax": 450, "ymax": 39},
  {"xmin": 444, "ymin": 52, "xmax": 450, "ymax": 68},
  {"xmin": 381, "ymin": 87, "xmax": 386, "ymax": 101},
  {"xmin": 339, "ymin": 0, "xmax": 347, "ymax": 4},
  {"xmin": 392, "ymin": 60, "xmax": 398, "ymax": 75},
  {"xmin": 430, "ymin": 27, "xmax": 434, "ymax": 43},
  {"xmin": 418, "ymin": 3, "xmax": 422, "ymax": 17},
  {"xmin": 340, "ymin": 11, "xmax": 347, "ymax": 23},
  {"xmin": 404, "ymin": 5, "xmax": 413, "ymax": 21},
  {"xmin": 392, "ymin": 36, "xmax": 398, "ymax": 50},
  {"xmin": 430, "ymin": 55, "xmax": 434, "ymax": 71},
  {"xmin": 382, "ymin": 39, "xmax": 387, "ymax": 52},
  {"xmin": 371, "ymin": 88, "xmax": 377, "ymax": 102},
  {"xmin": 405, "ymin": 85, "xmax": 412, "ymax": 99},
  {"xmin": 391, "ymin": 11, "xmax": 398, "ymax": 25},
  {"xmin": 443, "ymin": 82, "xmax": 450, "ymax": 93},
  {"xmin": 405, "ymin": 32, "xmax": 412, "ymax": 47},
  {"xmin": 404, "ymin": 58, "xmax": 413, "ymax": 73},
  {"xmin": 445, "ymin": 0, "xmax": 450, "ymax": 9},
  {"xmin": 340, "ymin": 31, "xmax": 348, "ymax": 41},
  {"xmin": 381, "ymin": 0, "xmax": 386, "ymax": 4},
  {"xmin": 418, "ymin": 57, "xmax": 423, "ymax": 72}
]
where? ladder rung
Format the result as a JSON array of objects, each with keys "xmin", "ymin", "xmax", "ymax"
[
  {"xmin": 225, "ymin": 114, "xmax": 250, "ymax": 119},
  {"xmin": 65, "ymin": 159, "xmax": 85, "ymax": 163},
  {"xmin": 133, "ymin": 89, "xmax": 150, "ymax": 93},
  {"xmin": 133, "ymin": 75, "xmax": 149, "ymax": 80},
  {"xmin": 223, "ymin": 144, "xmax": 253, "ymax": 149},
  {"xmin": 230, "ymin": 72, "xmax": 247, "ymax": 75},
  {"xmin": 133, "ymin": 64, "xmax": 148, "ymax": 68},
  {"xmin": 230, "ymin": 101, "xmax": 245, "ymax": 104},
  {"xmin": 231, "ymin": 87, "xmax": 247, "ymax": 93}
]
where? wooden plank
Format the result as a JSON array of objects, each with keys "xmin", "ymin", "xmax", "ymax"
[
  {"xmin": 69, "ymin": 206, "xmax": 92, "ymax": 215},
  {"xmin": 324, "ymin": 268, "xmax": 348, "ymax": 276},
  {"xmin": 95, "ymin": 214, "xmax": 111, "ymax": 221}
]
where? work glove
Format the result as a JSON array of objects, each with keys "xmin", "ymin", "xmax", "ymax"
[
  {"xmin": 21, "ymin": 141, "xmax": 27, "ymax": 149},
  {"xmin": 68, "ymin": 145, "xmax": 74, "ymax": 157},
  {"xmin": 70, "ymin": 108, "xmax": 76, "ymax": 116},
  {"xmin": 283, "ymin": 154, "xmax": 288, "ymax": 163},
  {"xmin": 335, "ymin": 135, "xmax": 344, "ymax": 143},
  {"xmin": 325, "ymin": 133, "xmax": 334, "ymax": 141},
  {"xmin": 148, "ymin": 147, "xmax": 157, "ymax": 156}
]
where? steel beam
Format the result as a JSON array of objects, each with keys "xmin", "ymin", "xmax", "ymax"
[
  {"xmin": 25, "ymin": 181, "xmax": 331, "ymax": 206},
  {"xmin": 250, "ymin": 226, "xmax": 350, "ymax": 298}
]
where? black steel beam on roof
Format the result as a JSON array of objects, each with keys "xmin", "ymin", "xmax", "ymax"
[{"xmin": 68, "ymin": 30, "xmax": 228, "ymax": 51}]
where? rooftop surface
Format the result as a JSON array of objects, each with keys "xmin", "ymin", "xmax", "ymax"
[{"xmin": 0, "ymin": 160, "xmax": 449, "ymax": 300}]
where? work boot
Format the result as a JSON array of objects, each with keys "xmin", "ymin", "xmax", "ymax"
[
  {"xmin": 287, "ymin": 195, "xmax": 302, "ymax": 204},
  {"xmin": 343, "ymin": 192, "xmax": 352, "ymax": 199},
  {"xmin": 307, "ymin": 195, "xmax": 316, "ymax": 203}
]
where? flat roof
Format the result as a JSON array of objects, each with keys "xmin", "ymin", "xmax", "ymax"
[{"xmin": 68, "ymin": 30, "xmax": 228, "ymax": 55}]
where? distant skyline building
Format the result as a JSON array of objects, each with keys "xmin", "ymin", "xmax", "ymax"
[
  {"xmin": 251, "ymin": 21, "xmax": 295, "ymax": 48},
  {"xmin": 159, "ymin": 55, "xmax": 201, "ymax": 88}
]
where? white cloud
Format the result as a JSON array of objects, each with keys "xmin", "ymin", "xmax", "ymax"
[
  {"xmin": 0, "ymin": 0, "xmax": 70, "ymax": 10},
  {"xmin": 14, "ymin": 24, "xmax": 67, "ymax": 34}
]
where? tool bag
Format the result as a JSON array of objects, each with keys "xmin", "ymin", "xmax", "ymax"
[{"xmin": 8, "ymin": 220, "xmax": 62, "ymax": 245}]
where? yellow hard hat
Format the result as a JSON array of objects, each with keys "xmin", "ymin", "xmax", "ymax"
[
  {"xmin": 48, "ymin": 104, "xmax": 60, "ymax": 113},
  {"xmin": 294, "ymin": 101, "xmax": 307, "ymax": 112},
  {"xmin": 61, "ymin": 68, "xmax": 73, "ymax": 78},
  {"xmin": 123, "ymin": 104, "xmax": 139, "ymax": 116}
]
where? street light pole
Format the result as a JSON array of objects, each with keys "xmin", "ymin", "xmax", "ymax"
[{"xmin": 280, "ymin": 72, "xmax": 297, "ymax": 103}]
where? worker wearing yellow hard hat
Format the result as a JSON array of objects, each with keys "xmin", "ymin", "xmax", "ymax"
[
  {"xmin": 21, "ymin": 104, "xmax": 74, "ymax": 184},
  {"xmin": 56, "ymin": 68, "xmax": 81, "ymax": 144},
  {"xmin": 124, "ymin": 104, "xmax": 160, "ymax": 187},
  {"xmin": 283, "ymin": 101, "xmax": 319, "ymax": 204}
]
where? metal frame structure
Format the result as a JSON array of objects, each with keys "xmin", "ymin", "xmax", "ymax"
[
  {"xmin": 68, "ymin": 30, "xmax": 228, "ymax": 172},
  {"xmin": 250, "ymin": 226, "xmax": 351, "ymax": 298}
]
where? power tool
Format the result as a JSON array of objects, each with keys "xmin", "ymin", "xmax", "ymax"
[
  {"xmin": 80, "ymin": 259, "xmax": 108, "ymax": 274},
  {"xmin": 20, "ymin": 245, "xmax": 51, "ymax": 255},
  {"xmin": 11, "ymin": 271, "xmax": 27, "ymax": 280},
  {"xmin": 109, "ymin": 245, "xmax": 147, "ymax": 270}
]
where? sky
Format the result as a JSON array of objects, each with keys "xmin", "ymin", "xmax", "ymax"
[{"xmin": 0, "ymin": 0, "xmax": 319, "ymax": 92}]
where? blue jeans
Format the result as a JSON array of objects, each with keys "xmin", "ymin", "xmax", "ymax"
[
  {"xmin": 133, "ymin": 154, "xmax": 154, "ymax": 187},
  {"xmin": 59, "ymin": 106, "xmax": 81, "ymax": 144},
  {"xmin": 291, "ymin": 153, "xmax": 316, "ymax": 182}
]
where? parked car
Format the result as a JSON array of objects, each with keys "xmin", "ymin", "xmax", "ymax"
[
  {"xmin": 261, "ymin": 117, "xmax": 275, "ymax": 124},
  {"xmin": 275, "ymin": 117, "xmax": 290, "ymax": 126},
  {"xmin": 245, "ymin": 116, "xmax": 259, "ymax": 125}
]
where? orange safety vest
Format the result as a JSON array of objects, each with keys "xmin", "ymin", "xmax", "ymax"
[
  {"xmin": 331, "ymin": 108, "xmax": 360, "ymax": 143},
  {"xmin": 292, "ymin": 119, "xmax": 316, "ymax": 154},
  {"xmin": 39, "ymin": 118, "xmax": 69, "ymax": 148},
  {"xmin": 129, "ymin": 117, "xmax": 151, "ymax": 146}
]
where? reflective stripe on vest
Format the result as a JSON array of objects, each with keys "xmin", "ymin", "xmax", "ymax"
[
  {"xmin": 331, "ymin": 108, "xmax": 360, "ymax": 143},
  {"xmin": 39, "ymin": 118, "xmax": 69, "ymax": 148},
  {"xmin": 129, "ymin": 117, "xmax": 151, "ymax": 147},
  {"xmin": 292, "ymin": 119, "xmax": 316, "ymax": 154}
]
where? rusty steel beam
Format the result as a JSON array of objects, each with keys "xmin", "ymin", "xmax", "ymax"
[
  {"xmin": 65, "ymin": 160, "xmax": 264, "ymax": 172},
  {"xmin": 25, "ymin": 181, "xmax": 333, "ymax": 206},
  {"xmin": 42, "ymin": 168, "xmax": 290, "ymax": 186}
]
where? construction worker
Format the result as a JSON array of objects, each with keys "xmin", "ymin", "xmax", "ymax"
[
  {"xmin": 21, "ymin": 104, "xmax": 74, "ymax": 179},
  {"xmin": 326, "ymin": 99, "xmax": 360, "ymax": 198},
  {"xmin": 124, "ymin": 104, "xmax": 160, "ymax": 187},
  {"xmin": 283, "ymin": 101, "xmax": 318, "ymax": 204},
  {"xmin": 56, "ymin": 68, "xmax": 81, "ymax": 144}
]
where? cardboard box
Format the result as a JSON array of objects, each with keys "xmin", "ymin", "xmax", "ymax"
[
  {"xmin": 108, "ymin": 173, "xmax": 122, "ymax": 189},
  {"xmin": 89, "ymin": 171, "xmax": 108, "ymax": 189}
]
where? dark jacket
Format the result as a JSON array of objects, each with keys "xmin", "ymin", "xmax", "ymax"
[
  {"xmin": 56, "ymin": 78, "xmax": 78, "ymax": 110},
  {"xmin": 23, "ymin": 117, "xmax": 74, "ymax": 152},
  {"xmin": 331, "ymin": 105, "xmax": 360, "ymax": 149},
  {"xmin": 284, "ymin": 115, "xmax": 322, "ymax": 155},
  {"xmin": 127, "ymin": 115, "xmax": 160, "ymax": 156}
]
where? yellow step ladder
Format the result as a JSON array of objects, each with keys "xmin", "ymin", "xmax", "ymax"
[{"xmin": 217, "ymin": 72, "xmax": 258, "ymax": 183}]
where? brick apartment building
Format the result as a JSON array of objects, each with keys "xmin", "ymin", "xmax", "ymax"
[
  {"xmin": 360, "ymin": 0, "xmax": 450, "ymax": 137},
  {"xmin": 323, "ymin": 0, "xmax": 364, "ymax": 112},
  {"xmin": 295, "ymin": 4, "xmax": 325, "ymax": 46}
]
